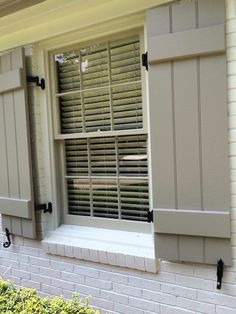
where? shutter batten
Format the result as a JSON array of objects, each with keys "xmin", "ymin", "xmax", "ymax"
[{"xmin": 148, "ymin": 0, "xmax": 231, "ymax": 265}]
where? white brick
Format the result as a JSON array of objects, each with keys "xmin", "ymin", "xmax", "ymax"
[
  {"xmin": 4, "ymin": 275, "xmax": 21, "ymax": 286},
  {"xmin": 39, "ymin": 267, "xmax": 61, "ymax": 279},
  {"xmin": 146, "ymin": 271, "xmax": 176, "ymax": 284},
  {"xmin": 74, "ymin": 265, "xmax": 99, "ymax": 278},
  {"xmin": 161, "ymin": 262, "xmax": 194, "ymax": 276},
  {"xmin": 1, "ymin": 259, "xmax": 19, "ymax": 269},
  {"xmin": 72, "ymin": 247, "xmax": 81, "ymax": 259},
  {"xmin": 160, "ymin": 304, "xmax": 195, "ymax": 314},
  {"xmin": 61, "ymin": 271, "xmax": 84, "ymax": 284},
  {"xmin": 21, "ymin": 279, "xmax": 40, "ymax": 290},
  {"xmin": 51, "ymin": 260, "xmax": 73, "ymax": 272},
  {"xmin": 161, "ymin": 283, "xmax": 197, "ymax": 300},
  {"xmin": 126, "ymin": 255, "xmax": 135, "ymax": 268},
  {"xmin": 65, "ymin": 245, "xmax": 74, "ymax": 258},
  {"xmin": 75, "ymin": 283, "xmax": 100, "ymax": 297},
  {"xmin": 198, "ymin": 290, "xmax": 236, "ymax": 308},
  {"xmin": 31, "ymin": 273, "xmax": 51, "ymax": 285},
  {"xmin": 107, "ymin": 252, "xmax": 117, "ymax": 265},
  {"xmin": 176, "ymin": 297, "xmax": 215, "ymax": 314},
  {"xmin": 42, "ymin": 284, "xmax": 62, "ymax": 296},
  {"xmin": 114, "ymin": 282, "xmax": 142, "ymax": 297},
  {"xmin": 115, "ymin": 253, "xmax": 126, "ymax": 267},
  {"xmin": 56, "ymin": 243, "xmax": 65, "ymax": 256},
  {"xmin": 62, "ymin": 289, "xmax": 74, "ymax": 299},
  {"xmin": 81, "ymin": 248, "xmax": 90, "ymax": 260},
  {"xmin": 30, "ymin": 256, "xmax": 50, "ymax": 267},
  {"xmin": 17, "ymin": 253, "xmax": 30, "ymax": 263},
  {"xmin": 226, "ymin": 0, "xmax": 236, "ymax": 20},
  {"xmin": 193, "ymin": 265, "xmax": 216, "ymax": 280},
  {"xmin": 90, "ymin": 297, "xmax": 114, "ymax": 311},
  {"xmin": 134, "ymin": 256, "xmax": 146, "ymax": 271},
  {"xmin": 129, "ymin": 296, "xmax": 160, "ymax": 312},
  {"xmin": 19, "ymin": 262, "xmax": 39, "ymax": 273},
  {"xmin": 129, "ymin": 276, "xmax": 161, "ymax": 291},
  {"xmin": 101, "ymin": 290, "xmax": 129, "ymax": 305},
  {"xmin": 144, "ymin": 258, "xmax": 157, "ymax": 273},
  {"xmin": 115, "ymin": 303, "xmax": 144, "ymax": 314},
  {"xmin": 216, "ymin": 305, "xmax": 236, "ymax": 314},
  {"xmin": 12, "ymin": 269, "xmax": 30, "ymax": 280},
  {"xmin": 98, "ymin": 250, "xmax": 108, "ymax": 264},
  {"xmin": 19, "ymin": 246, "xmax": 40, "ymax": 257},
  {"xmin": 86, "ymin": 277, "xmax": 112, "ymax": 290},
  {"xmin": 228, "ymin": 89, "xmax": 236, "ymax": 103},
  {"xmin": 142, "ymin": 289, "xmax": 176, "ymax": 306},
  {"xmin": 176, "ymin": 274, "xmax": 214, "ymax": 290},
  {"xmin": 51, "ymin": 278, "xmax": 74, "ymax": 291},
  {"xmin": 99, "ymin": 271, "xmax": 128, "ymax": 284},
  {"xmin": 89, "ymin": 249, "xmax": 99, "ymax": 262}
]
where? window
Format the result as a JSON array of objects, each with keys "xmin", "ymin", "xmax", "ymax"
[{"xmin": 51, "ymin": 33, "xmax": 149, "ymax": 229}]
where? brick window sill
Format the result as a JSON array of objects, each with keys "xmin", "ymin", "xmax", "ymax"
[{"xmin": 42, "ymin": 224, "xmax": 157, "ymax": 273}]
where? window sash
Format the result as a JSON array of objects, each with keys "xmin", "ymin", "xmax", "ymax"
[{"xmin": 51, "ymin": 32, "xmax": 149, "ymax": 227}]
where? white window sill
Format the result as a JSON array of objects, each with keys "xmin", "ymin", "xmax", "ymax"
[{"xmin": 42, "ymin": 224, "xmax": 158, "ymax": 273}]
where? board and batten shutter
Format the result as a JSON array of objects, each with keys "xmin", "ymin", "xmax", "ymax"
[
  {"xmin": 0, "ymin": 47, "xmax": 36, "ymax": 239},
  {"xmin": 147, "ymin": 0, "xmax": 231, "ymax": 265}
]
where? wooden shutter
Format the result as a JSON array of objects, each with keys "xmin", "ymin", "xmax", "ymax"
[
  {"xmin": 0, "ymin": 48, "xmax": 36, "ymax": 239},
  {"xmin": 147, "ymin": 0, "xmax": 231, "ymax": 265}
]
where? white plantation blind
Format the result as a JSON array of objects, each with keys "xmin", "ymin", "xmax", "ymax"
[
  {"xmin": 55, "ymin": 35, "xmax": 143, "ymax": 133},
  {"xmin": 53, "ymin": 34, "xmax": 149, "ymax": 223},
  {"xmin": 65, "ymin": 135, "xmax": 149, "ymax": 221}
]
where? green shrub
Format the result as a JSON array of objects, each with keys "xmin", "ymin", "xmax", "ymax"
[{"xmin": 0, "ymin": 280, "xmax": 99, "ymax": 314}]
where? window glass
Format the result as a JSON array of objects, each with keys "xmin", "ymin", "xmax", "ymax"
[{"xmin": 54, "ymin": 34, "xmax": 149, "ymax": 223}]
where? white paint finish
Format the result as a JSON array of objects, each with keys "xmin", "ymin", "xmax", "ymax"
[
  {"xmin": 0, "ymin": 68, "xmax": 22, "ymax": 94},
  {"xmin": 149, "ymin": 24, "xmax": 225, "ymax": 63},
  {"xmin": 1, "ymin": 1, "xmax": 235, "ymax": 313},
  {"xmin": 154, "ymin": 209, "xmax": 230, "ymax": 238},
  {"xmin": 0, "ymin": 0, "xmax": 174, "ymax": 52},
  {"xmin": 42, "ymin": 224, "xmax": 156, "ymax": 272}
]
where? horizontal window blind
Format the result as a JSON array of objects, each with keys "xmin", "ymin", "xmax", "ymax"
[
  {"xmin": 55, "ymin": 35, "xmax": 143, "ymax": 134},
  {"xmin": 54, "ymin": 34, "xmax": 149, "ymax": 223},
  {"xmin": 65, "ymin": 135, "xmax": 149, "ymax": 221}
]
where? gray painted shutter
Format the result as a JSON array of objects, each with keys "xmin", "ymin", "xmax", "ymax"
[
  {"xmin": 147, "ymin": 0, "xmax": 231, "ymax": 265},
  {"xmin": 0, "ymin": 47, "xmax": 36, "ymax": 239}
]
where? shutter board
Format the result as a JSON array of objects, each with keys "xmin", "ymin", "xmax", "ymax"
[
  {"xmin": 148, "ymin": 0, "xmax": 231, "ymax": 265},
  {"xmin": 0, "ymin": 48, "xmax": 36, "ymax": 239},
  {"xmin": 149, "ymin": 24, "xmax": 225, "ymax": 63},
  {"xmin": 0, "ymin": 198, "xmax": 31, "ymax": 219},
  {"xmin": 154, "ymin": 209, "xmax": 230, "ymax": 238},
  {"xmin": 0, "ymin": 68, "xmax": 23, "ymax": 94}
]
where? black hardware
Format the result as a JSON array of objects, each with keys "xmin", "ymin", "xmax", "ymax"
[
  {"xmin": 216, "ymin": 259, "xmax": 224, "ymax": 290},
  {"xmin": 27, "ymin": 76, "xmax": 45, "ymax": 90},
  {"xmin": 35, "ymin": 202, "xmax": 52, "ymax": 214},
  {"xmin": 142, "ymin": 52, "xmax": 148, "ymax": 71},
  {"xmin": 148, "ymin": 210, "xmax": 153, "ymax": 223},
  {"xmin": 3, "ymin": 228, "xmax": 12, "ymax": 248}
]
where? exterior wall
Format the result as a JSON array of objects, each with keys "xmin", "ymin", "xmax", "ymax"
[{"xmin": 0, "ymin": 1, "xmax": 236, "ymax": 313}]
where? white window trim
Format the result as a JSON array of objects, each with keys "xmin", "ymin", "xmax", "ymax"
[{"xmin": 37, "ymin": 15, "xmax": 156, "ymax": 271}]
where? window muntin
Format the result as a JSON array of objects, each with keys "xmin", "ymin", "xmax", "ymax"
[{"xmin": 53, "ymin": 33, "xmax": 149, "ymax": 224}]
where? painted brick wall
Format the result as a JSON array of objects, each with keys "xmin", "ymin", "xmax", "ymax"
[{"xmin": 0, "ymin": 1, "xmax": 236, "ymax": 314}]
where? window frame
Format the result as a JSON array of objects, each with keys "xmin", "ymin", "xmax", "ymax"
[{"xmin": 48, "ymin": 28, "xmax": 151, "ymax": 233}]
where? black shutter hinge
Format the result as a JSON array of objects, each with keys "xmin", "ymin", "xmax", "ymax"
[
  {"xmin": 35, "ymin": 202, "xmax": 52, "ymax": 214},
  {"xmin": 148, "ymin": 210, "xmax": 153, "ymax": 223},
  {"xmin": 142, "ymin": 52, "xmax": 148, "ymax": 71},
  {"xmin": 27, "ymin": 76, "xmax": 45, "ymax": 90},
  {"xmin": 216, "ymin": 259, "xmax": 224, "ymax": 290},
  {"xmin": 3, "ymin": 228, "xmax": 12, "ymax": 248}
]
